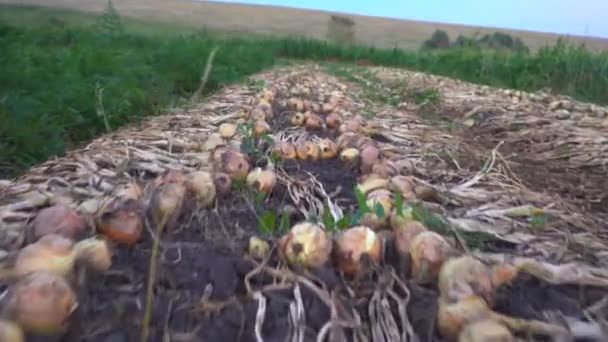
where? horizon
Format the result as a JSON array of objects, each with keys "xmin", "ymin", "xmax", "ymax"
[{"xmin": 202, "ymin": 0, "xmax": 608, "ymax": 39}]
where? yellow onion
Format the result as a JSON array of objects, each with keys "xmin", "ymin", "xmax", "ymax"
[
  {"xmin": 9, "ymin": 272, "xmax": 78, "ymax": 335},
  {"xmin": 389, "ymin": 176, "xmax": 417, "ymax": 201},
  {"xmin": 304, "ymin": 113, "xmax": 323, "ymax": 130},
  {"xmin": 213, "ymin": 172, "xmax": 233, "ymax": 195},
  {"xmin": 356, "ymin": 177, "xmax": 389, "ymax": 196},
  {"xmin": 336, "ymin": 132, "xmax": 359, "ymax": 150},
  {"xmin": 276, "ymin": 142, "xmax": 297, "ymax": 160},
  {"xmin": 246, "ymin": 168, "xmax": 277, "ymax": 193},
  {"xmin": 254, "ymin": 120, "xmax": 271, "ymax": 137},
  {"xmin": 203, "ymin": 133, "xmax": 226, "ymax": 152},
  {"xmin": 250, "ymin": 107, "xmax": 267, "ymax": 121},
  {"xmin": 290, "ymin": 112, "xmax": 306, "ymax": 126},
  {"xmin": 218, "ymin": 149, "xmax": 251, "ymax": 181},
  {"xmin": 372, "ymin": 161, "xmax": 398, "ymax": 179},
  {"xmin": 95, "ymin": 183, "xmax": 144, "ymax": 245},
  {"xmin": 360, "ymin": 144, "xmax": 380, "ymax": 174},
  {"xmin": 439, "ymin": 256, "xmax": 495, "ymax": 303},
  {"xmin": 410, "ymin": 231, "xmax": 454, "ymax": 284},
  {"xmin": 318, "ymin": 139, "xmax": 337, "ymax": 159},
  {"xmin": 393, "ymin": 221, "xmax": 427, "ymax": 255},
  {"xmin": 296, "ymin": 141, "xmax": 319, "ymax": 161},
  {"xmin": 73, "ymin": 237, "xmax": 112, "ymax": 273},
  {"xmin": 360, "ymin": 189, "xmax": 393, "ymax": 230},
  {"xmin": 458, "ymin": 319, "xmax": 514, "ymax": 342},
  {"xmin": 218, "ymin": 123, "xmax": 237, "ymax": 138},
  {"xmin": 248, "ymin": 236, "xmax": 270, "ymax": 260},
  {"xmin": 32, "ymin": 204, "xmax": 86, "ymax": 241},
  {"xmin": 339, "ymin": 119, "xmax": 362, "ymax": 134},
  {"xmin": 288, "ymin": 98, "xmax": 304, "ymax": 112},
  {"xmin": 334, "ymin": 226, "xmax": 382, "ymax": 276},
  {"xmin": 0, "ymin": 320, "xmax": 24, "ymax": 342},
  {"xmin": 415, "ymin": 184, "xmax": 440, "ymax": 202},
  {"xmin": 14, "ymin": 234, "xmax": 75, "ymax": 278},
  {"xmin": 187, "ymin": 171, "xmax": 216, "ymax": 208},
  {"xmin": 438, "ymin": 296, "xmax": 492, "ymax": 340},
  {"xmin": 340, "ymin": 148, "xmax": 360, "ymax": 162},
  {"xmin": 278, "ymin": 222, "xmax": 331, "ymax": 269},
  {"xmin": 322, "ymin": 102, "xmax": 336, "ymax": 114},
  {"xmin": 325, "ymin": 113, "xmax": 342, "ymax": 129},
  {"xmin": 389, "ymin": 207, "xmax": 415, "ymax": 231},
  {"xmin": 150, "ymin": 170, "xmax": 187, "ymax": 229}
]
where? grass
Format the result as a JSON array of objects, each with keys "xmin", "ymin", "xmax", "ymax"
[{"xmin": 1, "ymin": 4, "xmax": 608, "ymax": 177}]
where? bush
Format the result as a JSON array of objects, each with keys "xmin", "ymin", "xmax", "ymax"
[{"xmin": 422, "ymin": 29, "xmax": 450, "ymax": 50}]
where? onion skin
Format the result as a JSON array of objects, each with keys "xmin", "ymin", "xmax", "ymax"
[
  {"xmin": 357, "ymin": 177, "xmax": 389, "ymax": 196},
  {"xmin": 360, "ymin": 189, "xmax": 393, "ymax": 230},
  {"xmin": 150, "ymin": 170, "xmax": 187, "ymax": 229},
  {"xmin": 218, "ymin": 150, "xmax": 251, "ymax": 181},
  {"xmin": 438, "ymin": 296, "xmax": 492, "ymax": 340},
  {"xmin": 410, "ymin": 231, "xmax": 454, "ymax": 284},
  {"xmin": 458, "ymin": 319, "xmax": 514, "ymax": 342},
  {"xmin": 95, "ymin": 183, "xmax": 144, "ymax": 245},
  {"xmin": 213, "ymin": 172, "xmax": 232, "ymax": 195},
  {"xmin": 276, "ymin": 142, "xmax": 297, "ymax": 160},
  {"xmin": 73, "ymin": 237, "xmax": 112, "ymax": 273},
  {"xmin": 0, "ymin": 320, "xmax": 24, "ymax": 342},
  {"xmin": 339, "ymin": 119, "xmax": 362, "ymax": 134},
  {"xmin": 334, "ymin": 226, "xmax": 382, "ymax": 276},
  {"xmin": 360, "ymin": 145, "xmax": 380, "ymax": 174},
  {"xmin": 325, "ymin": 113, "xmax": 342, "ymax": 129},
  {"xmin": 10, "ymin": 272, "xmax": 78, "ymax": 335},
  {"xmin": 187, "ymin": 171, "xmax": 217, "ymax": 208},
  {"xmin": 438, "ymin": 256, "xmax": 495, "ymax": 304},
  {"xmin": 32, "ymin": 204, "xmax": 86, "ymax": 241},
  {"xmin": 296, "ymin": 141, "xmax": 320, "ymax": 161},
  {"xmin": 15, "ymin": 234, "xmax": 75, "ymax": 278},
  {"xmin": 218, "ymin": 123, "xmax": 237, "ymax": 138},
  {"xmin": 278, "ymin": 222, "xmax": 331, "ymax": 269},
  {"xmin": 291, "ymin": 112, "xmax": 306, "ymax": 126},
  {"xmin": 248, "ymin": 236, "xmax": 270, "ymax": 260},
  {"xmin": 318, "ymin": 139, "xmax": 338, "ymax": 159},
  {"xmin": 304, "ymin": 113, "xmax": 323, "ymax": 130},
  {"xmin": 393, "ymin": 221, "xmax": 427, "ymax": 255},
  {"xmin": 246, "ymin": 168, "xmax": 277, "ymax": 193}
]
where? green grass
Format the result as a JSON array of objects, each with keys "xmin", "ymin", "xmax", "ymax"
[{"xmin": 2, "ymin": 3, "xmax": 608, "ymax": 177}]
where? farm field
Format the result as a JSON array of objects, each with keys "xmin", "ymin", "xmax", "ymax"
[{"xmin": 1, "ymin": 3, "xmax": 608, "ymax": 342}]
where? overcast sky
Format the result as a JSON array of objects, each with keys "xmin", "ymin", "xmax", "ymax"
[{"xmin": 209, "ymin": 0, "xmax": 608, "ymax": 38}]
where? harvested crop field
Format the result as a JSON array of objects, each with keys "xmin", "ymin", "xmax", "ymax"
[{"xmin": 1, "ymin": 64, "xmax": 608, "ymax": 341}]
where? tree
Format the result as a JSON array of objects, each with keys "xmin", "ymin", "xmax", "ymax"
[
  {"xmin": 422, "ymin": 29, "xmax": 450, "ymax": 50},
  {"xmin": 94, "ymin": 0, "xmax": 125, "ymax": 36}
]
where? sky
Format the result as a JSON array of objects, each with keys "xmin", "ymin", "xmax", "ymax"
[{"xmin": 209, "ymin": 0, "xmax": 608, "ymax": 38}]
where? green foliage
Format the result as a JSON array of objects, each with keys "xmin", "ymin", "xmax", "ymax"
[
  {"xmin": 422, "ymin": 29, "xmax": 450, "ymax": 50},
  {"xmin": 2, "ymin": 5, "xmax": 608, "ymax": 177}
]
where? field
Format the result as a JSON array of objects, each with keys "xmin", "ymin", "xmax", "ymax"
[
  {"xmin": 1, "ymin": 3, "xmax": 608, "ymax": 342},
  {"xmin": 2, "ymin": 0, "xmax": 608, "ymax": 51}
]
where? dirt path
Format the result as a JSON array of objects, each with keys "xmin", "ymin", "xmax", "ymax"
[{"xmin": 1, "ymin": 64, "xmax": 608, "ymax": 341}]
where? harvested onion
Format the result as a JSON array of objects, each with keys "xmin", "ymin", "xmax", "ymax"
[
  {"xmin": 0, "ymin": 320, "xmax": 24, "ymax": 342},
  {"xmin": 357, "ymin": 177, "xmax": 389, "ymax": 196},
  {"xmin": 278, "ymin": 222, "xmax": 331, "ymax": 269},
  {"xmin": 150, "ymin": 170, "xmax": 187, "ymax": 229},
  {"xmin": 218, "ymin": 123, "xmax": 237, "ymax": 138},
  {"xmin": 438, "ymin": 296, "xmax": 492, "ymax": 340},
  {"xmin": 254, "ymin": 120, "xmax": 271, "ymax": 136},
  {"xmin": 187, "ymin": 171, "xmax": 216, "ymax": 208},
  {"xmin": 372, "ymin": 161, "xmax": 398, "ymax": 179},
  {"xmin": 304, "ymin": 113, "xmax": 323, "ymax": 130},
  {"xmin": 95, "ymin": 183, "xmax": 144, "ymax": 245},
  {"xmin": 389, "ymin": 176, "xmax": 416, "ymax": 200},
  {"xmin": 248, "ymin": 236, "xmax": 270, "ymax": 260},
  {"xmin": 334, "ymin": 226, "xmax": 382, "ymax": 276},
  {"xmin": 318, "ymin": 139, "xmax": 337, "ymax": 159},
  {"xmin": 217, "ymin": 149, "xmax": 251, "ymax": 181},
  {"xmin": 14, "ymin": 234, "xmax": 75, "ymax": 278},
  {"xmin": 360, "ymin": 145, "xmax": 380, "ymax": 174},
  {"xmin": 246, "ymin": 168, "xmax": 277, "ymax": 193},
  {"xmin": 296, "ymin": 141, "xmax": 319, "ymax": 161},
  {"xmin": 325, "ymin": 113, "xmax": 342, "ymax": 129},
  {"xmin": 360, "ymin": 189, "xmax": 392, "ymax": 230},
  {"xmin": 340, "ymin": 148, "xmax": 360, "ymax": 162},
  {"xmin": 339, "ymin": 119, "xmax": 362, "ymax": 133},
  {"xmin": 31, "ymin": 204, "xmax": 86, "ymax": 241},
  {"xmin": 276, "ymin": 142, "xmax": 297, "ymax": 160},
  {"xmin": 213, "ymin": 172, "xmax": 232, "ymax": 195},
  {"xmin": 393, "ymin": 221, "xmax": 427, "ymax": 255},
  {"xmin": 291, "ymin": 112, "xmax": 305, "ymax": 126},
  {"xmin": 410, "ymin": 231, "xmax": 454, "ymax": 284},
  {"xmin": 438, "ymin": 256, "xmax": 494, "ymax": 303},
  {"xmin": 10, "ymin": 272, "xmax": 78, "ymax": 335},
  {"xmin": 458, "ymin": 319, "xmax": 514, "ymax": 342},
  {"xmin": 73, "ymin": 237, "xmax": 112, "ymax": 273},
  {"xmin": 288, "ymin": 98, "xmax": 304, "ymax": 112}
]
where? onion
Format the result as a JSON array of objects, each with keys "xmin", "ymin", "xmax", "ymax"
[
  {"xmin": 438, "ymin": 296, "xmax": 492, "ymax": 340},
  {"xmin": 0, "ymin": 320, "xmax": 24, "ymax": 342},
  {"xmin": 409, "ymin": 231, "xmax": 454, "ymax": 284},
  {"xmin": 356, "ymin": 177, "xmax": 389, "ymax": 196},
  {"xmin": 372, "ymin": 161, "xmax": 398, "ymax": 179},
  {"xmin": 203, "ymin": 133, "xmax": 226, "ymax": 152},
  {"xmin": 340, "ymin": 148, "xmax": 360, "ymax": 162},
  {"xmin": 250, "ymin": 107, "xmax": 267, "ymax": 121},
  {"xmin": 95, "ymin": 190, "xmax": 144, "ymax": 245},
  {"xmin": 150, "ymin": 170, "xmax": 187, "ymax": 228},
  {"xmin": 218, "ymin": 149, "xmax": 251, "ymax": 181},
  {"xmin": 389, "ymin": 206, "xmax": 415, "ymax": 231},
  {"xmin": 276, "ymin": 142, "xmax": 297, "ymax": 160},
  {"xmin": 187, "ymin": 171, "xmax": 216, "ymax": 208},
  {"xmin": 458, "ymin": 319, "xmax": 514, "ymax": 342},
  {"xmin": 290, "ymin": 112, "xmax": 305, "ymax": 126},
  {"xmin": 296, "ymin": 141, "xmax": 319, "ymax": 161},
  {"xmin": 246, "ymin": 168, "xmax": 277, "ymax": 193},
  {"xmin": 360, "ymin": 189, "xmax": 393, "ymax": 230},
  {"xmin": 389, "ymin": 176, "xmax": 416, "ymax": 201},
  {"xmin": 14, "ymin": 234, "xmax": 75, "ymax": 278},
  {"xmin": 334, "ymin": 226, "xmax": 382, "ymax": 276},
  {"xmin": 31, "ymin": 204, "xmax": 86, "ymax": 241},
  {"xmin": 336, "ymin": 132, "xmax": 359, "ymax": 150},
  {"xmin": 248, "ymin": 236, "xmax": 270, "ymax": 260},
  {"xmin": 218, "ymin": 123, "xmax": 237, "ymax": 138},
  {"xmin": 213, "ymin": 172, "xmax": 232, "ymax": 195},
  {"xmin": 339, "ymin": 119, "xmax": 362, "ymax": 133},
  {"xmin": 325, "ymin": 113, "xmax": 342, "ymax": 129},
  {"xmin": 304, "ymin": 113, "xmax": 323, "ymax": 130},
  {"xmin": 254, "ymin": 120, "xmax": 271, "ymax": 136},
  {"xmin": 278, "ymin": 222, "xmax": 331, "ymax": 269},
  {"xmin": 393, "ymin": 221, "xmax": 427, "ymax": 255},
  {"xmin": 9, "ymin": 272, "xmax": 78, "ymax": 335},
  {"xmin": 318, "ymin": 139, "xmax": 337, "ymax": 159},
  {"xmin": 360, "ymin": 145, "xmax": 380, "ymax": 174},
  {"xmin": 288, "ymin": 98, "xmax": 304, "ymax": 112},
  {"xmin": 73, "ymin": 237, "xmax": 112, "ymax": 273}
]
